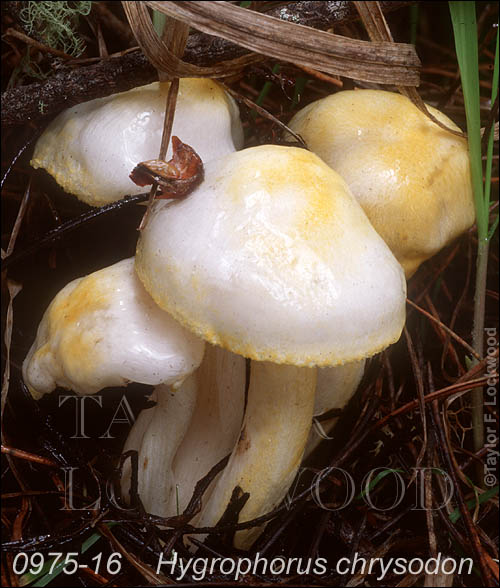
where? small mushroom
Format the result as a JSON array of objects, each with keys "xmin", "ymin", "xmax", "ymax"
[
  {"xmin": 288, "ymin": 90, "xmax": 475, "ymax": 277},
  {"xmin": 23, "ymin": 257, "xmax": 204, "ymax": 398},
  {"xmin": 31, "ymin": 78, "xmax": 243, "ymax": 206},
  {"xmin": 135, "ymin": 145, "xmax": 407, "ymax": 548}
]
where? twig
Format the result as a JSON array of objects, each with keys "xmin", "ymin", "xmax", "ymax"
[
  {"xmin": 98, "ymin": 523, "xmax": 172, "ymax": 585},
  {"xmin": 4, "ymin": 27, "xmax": 75, "ymax": 59},
  {"xmin": 2, "ymin": 177, "xmax": 31, "ymax": 259},
  {"xmin": 2, "ymin": 193, "xmax": 148, "ymax": 269},
  {"xmin": 221, "ymin": 82, "xmax": 307, "ymax": 146},
  {"xmin": 406, "ymin": 298, "xmax": 481, "ymax": 360},
  {"xmin": 138, "ymin": 77, "xmax": 180, "ymax": 231},
  {"xmin": 430, "ymin": 377, "xmax": 494, "ymax": 585},
  {"xmin": 373, "ymin": 375, "xmax": 498, "ymax": 431},
  {"xmin": 1, "ymin": 445, "xmax": 58, "ymax": 467}
]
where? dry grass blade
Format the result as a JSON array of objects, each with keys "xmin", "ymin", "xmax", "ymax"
[
  {"xmin": 354, "ymin": 1, "xmax": 464, "ymax": 137},
  {"xmin": 122, "ymin": 1, "xmax": 262, "ymax": 78},
  {"xmin": 132, "ymin": 9, "xmax": 188, "ymax": 230},
  {"xmin": 374, "ymin": 374, "xmax": 498, "ymax": 430},
  {"xmin": 137, "ymin": 78, "xmax": 180, "ymax": 231},
  {"xmin": 353, "ymin": 1, "xmax": 394, "ymax": 42},
  {"xmin": 1, "ymin": 445, "xmax": 57, "ymax": 467},
  {"xmin": 4, "ymin": 28, "xmax": 74, "ymax": 60},
  {"xmin": 1, "ymin": 281, "xmax": 22, "ymax": 425},
  {"xmin": 147, "ymin": 0, "xmax": 421, "ymax": 85},
  {"xmin": 2, "ymin": 178, "xmax": 31, "ymax": 260},
  {"xmin": 430, "ymin": 394, "xmax": 495, "ymax": 585}
]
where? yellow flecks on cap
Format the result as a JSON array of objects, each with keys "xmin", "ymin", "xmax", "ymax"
[
  {"xmin": 31, "ymin": 126, "xmax": 107, "ymax": 206},
  {"xmin": 47, "ymin": 273, "xmax": 110, "ymax": 330},
  {"xmin": 288, "ymin": 90, "xmax": 475, "ymax": 277},
  {"xmin": 225, "ymin": 147, "xmax": 361, "ymax": 260},
  {"xmin": 40, "ymin": 273, "xmax": 111, "ymax": 381},
  {"xmin": 178, "ymin": 77, "xmax": 228, "ymax": 105},
  {"xmin": 135, "ymin": 144, "xmax": 407, "ymax": 367}
]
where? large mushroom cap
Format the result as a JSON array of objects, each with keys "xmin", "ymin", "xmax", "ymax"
[
  {"xmin": 31, "ymin": 78, "xmax": 243, "ymax": 206},
  {"xmin": 23, "ymin": 258, "xmax": 204, "ymax": 398},
  {"xmin": 136, "ymin": 145, "xmax": 406, "ymax": 366},
  {"xmin": 287, "ymin": 90, "xmax": 475, "ymax": 277}
]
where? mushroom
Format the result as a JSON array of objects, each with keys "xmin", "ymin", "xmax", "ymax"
[
  {"xmin": 304, "ymin": 360, "xmax": 366, "ymax": 459},
  {"xmin": 121, "ymin": 344, "xmax": 245, "ymax": 519},
  {"xmin": 31, "ymin": 78, "xmax": 243, "ymax": 207},
  {"xmin": 287, "ymin": 89, "xmax": 475, "ymax": 277},
  {"xmin": 135, "ymin": 144, "xmax": 407, "ymax": 548},
  {"xmin": 23, "ymin": 257, "xmax": 212, "ymax": 518},
  {"xmin": 23, "ymin": 257, "xmax": 204, "ymax": 398}
]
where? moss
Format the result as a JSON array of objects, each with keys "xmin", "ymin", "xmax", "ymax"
[{"xmin": 19, "ymin": 1, "xmax": 91, "ymax": 57}]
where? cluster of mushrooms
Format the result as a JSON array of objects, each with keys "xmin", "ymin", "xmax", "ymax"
[{"xmin": 23, "ymin": 78, "xmax": 474, "ymax": 550}]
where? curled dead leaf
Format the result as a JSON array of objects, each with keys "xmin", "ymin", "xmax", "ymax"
[{"xmin": 130, "ymin": 136, "xmax": 204, "ymax": 199}]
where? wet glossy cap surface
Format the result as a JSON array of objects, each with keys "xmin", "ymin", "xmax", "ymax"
[
  {"xmin": 23, "ymin": 258, "xmax": 205, "ymax": 398},
  {"xmin": 288, "ymin": 90, "xmax": 475, "ymax": 276},
  {"xmin": 136, "ymin": 145, "xmax": 406, "ymax": 366},
  {"xmin": 31, "ymin": 79, "xmax": 243, "ymax": 206}
]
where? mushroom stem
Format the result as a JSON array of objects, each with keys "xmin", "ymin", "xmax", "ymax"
[
  {"xmin": 195, "ymin": 362, "xmax": 316, "ymax": 550},
  {"xmin": 304, "ymin": 360, "xmax": 366, "ymax": 459},
  {"xmin": 121, "ymin": 344, "xmax": 246, "ymax": 519},
  {"xmin": 121, "ymin": 378, "xmax": 197, "ymax": 516},
  {"xmin": 168, "ymin": 345, "xmax": 245, "ymax": 516}
]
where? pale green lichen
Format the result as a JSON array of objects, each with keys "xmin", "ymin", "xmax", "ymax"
[{"xmin": 19, "ymin": 1, "xmax": 92, "ymax": 57}]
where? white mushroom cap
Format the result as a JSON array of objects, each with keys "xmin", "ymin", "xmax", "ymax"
[
  {"xmin": 31, "ymin": 78, "xmax": 244, "ymax": 206},
  {"xmin": 287, "ymin": 90, "xmax": 475, "ymax": 277},
  {"xmin": 136, "ymin": 145, "xmax": 406, "ymax": 366},
  {"xmin": 23, "ymin": 258, "xmax": 205, "ymax": 398}
]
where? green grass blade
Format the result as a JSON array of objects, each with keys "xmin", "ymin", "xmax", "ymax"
[
  {"xmin": 484, "ymin": 27, "xmax": 499, "ymax": 215},
  {"xmin": 251, "ymin": 63, "xmax": 281, "ymax": 120},
  {"xmin": 449, "ymin": 485, "xmax": 499, "ymax": 523},
  {"xmin": 256, "ymin": 64, "xmax": 281, "ymax": 108},
  {"xmin": 355, "ymin": 469, "xmax": 404, "ymax": 500},
  {"xmin": 291, "ymin": 76, "xmax": 308, "ymax": 110},
  {"xmin": 449, "ymin": 2, "xmax": 487, "ymax": 240},
  {"xmin": 152, "ymin": 10, "xmax": 167, "ymax": 36},
  {"xmin": 410, "ymin": 5, "xmax": 419, "ymax": 46}
]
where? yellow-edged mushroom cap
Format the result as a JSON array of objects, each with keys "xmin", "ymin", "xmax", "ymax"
[
  {"xmin": 31, "ymin": 79, "xmax": 243, "ymax": 207},
  {"xmin": 136, "ymin": 145, "xmax": 407, "ymax": 367},
  {"xmin": 23, "ymin": 258, "xmax": 204, "ymax": 398},
  {"xmin": 288, "ymin": 90, "xmax": 475, "ymax": 277}
]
